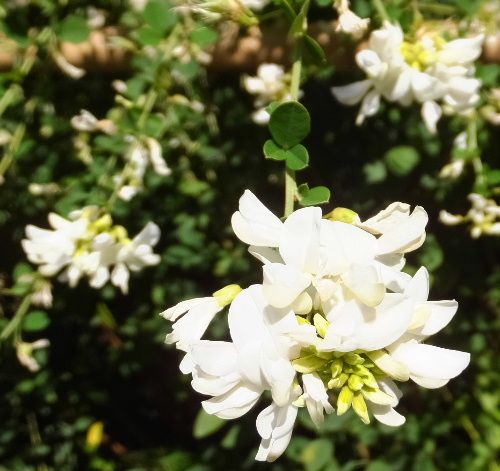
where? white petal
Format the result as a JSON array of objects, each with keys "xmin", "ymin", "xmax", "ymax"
[
  {"xmin": 342, "ymin": 264, "xmax": 385, "ymax": 307},
  {"xmin": 248, "ymin": 246, "xmax": 283, "ymax": 265},
  {"xmin": 356, "ymin": 50, "xmax": 383, "ymax": 77},
  {"xmin": 263, "ymin": 263, "xmax": 311, "ymax": 308},
  {"xmin": 421, "ymin": 101, "xmax": 442, "ymax": 134},
  {"xmin": 331, "ymin": 79, "xmax": 372, "ymax": 105},
  {"xmin": 190, "ymin": 341, "xmax": 238, "ymax": 376},
  {"xmin": 376, "ymin": 206, "xmax": 428, "ymax": 255},
  {"xmin": 370, "ymin": 404, "xmax": 406, "ymax": 426},
  {"xmin": 360, "ymin": 202, "xmax": 410, "ymax": 234},
  {"xmin": 410, "ymin": 375, "xmax": 449, "ymax": 389},
  {"xmin": 111, "ymin": 262, "xmax": 130, "ymax": 294},
  {"xmin": 439, "ymin": 35, "xmax": 484, "ymax": 64},
  {"xmin": 231, "ymin": 190, "xmax": 283, "ymax": 247},
  {"xmin": 133, "ymin": 222, "xmax": 161, "ymax": 246},
  {"xmin": 202, "ymin": 384, "xmax": 261, "ymax": 420},
  {"xmin": 255, "ymin": 402, "xmax": 298, "ymax": 462},
  {"xmin": 389, "ymin": 341, "xmax": 470, "ymax": 381},
  {"xmin": 417, "ymin": 300, "xmax": 458, "ymax": 336},
  {"xmin": 279, "ymin": 207, "xmax": 321, "ymax": 272},
  {"xmin": 403, "ymin": 266, "xmax": 429, "ymax": 303},
  {"xmin": 357, "ymin": 90, "xmax": 380, "ymax": 124}
]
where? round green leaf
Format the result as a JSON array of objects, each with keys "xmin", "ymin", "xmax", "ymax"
[
  {"xmin": 384, "ymin": 146, "xmax": 420, "ymax": 176},
  {"xmin": 193, "ymin": 408, "xmax": 225, "ymax": 439},
  {"xmin": 143, "ymin": 0, "xmax": 177, "ymax": 33},
  {"xmin": 269, "ymin": 102, "xmax": 311, "ymax": 149},
  {"xmin": 298, "ymin": 184, "xmax": 331, "ymax": 206},
  {"xmin": 285, "ymin": 144, "xmax": 309, "ymax": 170},
  {"xmin": 23, "ymin": 311, "xmax": 50, "ymax": 332},
  {"xmin": 263, "ymin": 140, "xmax": 287, "ymax": 161}
]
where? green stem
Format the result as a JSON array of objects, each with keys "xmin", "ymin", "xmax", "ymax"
[
  {"xmin": 467, "ymin": 118, "xmax": 485, "ymax": 189},
  {"xmin": 284, "ymin": 168, "xmax": 297, "ymax": 217},
  {"xmin": 371, "ymin": 0, "xmax": 390, "ymax": 22},
  {"xmin": 0, "ymin": 295, "xmax": 32, "ymax": 342},
  {"xmin": 137, "ymin": 89, "xmax": 158, "ymax": 130},
  {"xmin": 0, "ymin": 124, "xmax": 26, "ymax": 181}
]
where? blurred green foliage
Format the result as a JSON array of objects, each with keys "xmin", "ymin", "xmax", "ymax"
[{"xmin": 0, "ymin": 0, "xmax": 499, "ymax": 470}]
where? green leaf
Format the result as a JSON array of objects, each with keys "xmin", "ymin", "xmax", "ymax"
[
  {"xmin": 300, "ymin": 438, "xmax": 334, "ymax": 471},
  {"xmin": 23, "ymin": 311, "xmax": 50, "ymax": 332},
  {"xmin": 263, "ymin": 140, "xmax": 287, "ymax": 161},
  {"xmin": 384, "ymin": 145, "xmax": 420, "ymax": 176},
  {"xmin": 190, "ymin": 27, "xmax": 218, "ymax": 46},
  {"xmin": 143, "ymin": 0, "xmax": 176, "ymax": 33},
  {"xmin": 303, "ymin": 35, "xmax": 327, "ymax": 65},
  {"xmin": 363, "ymin": 160, "xmax": 387, "ymax": 183},
  {"xmin": 298, "ymin": 184, "xmax": 331, "ymax": 206},
  {"xmin": 269, "ymin": 102, "xmax": 311, "ymax": 149},
  {"xmin": 136, "ymin": 26, "xmax": 162, "ymax": 46},
  {"xmin": 58, "ymin": 16, "xmax": 90, "ymax": 43},
  {"xmin": 286, "ymin": 144, "xmax": 309, "ymax": 170},
  {"xmin": 193, "ymin": 409, "xmax": 225, "ymax": 439}
]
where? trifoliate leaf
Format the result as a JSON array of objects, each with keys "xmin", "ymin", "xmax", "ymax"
[
  {"xmin": 263, "ymin": 140, "xmax": 287, "ymax": 161},
  {"xmin": 285, "ymin": 144, "xmax": 309, "ymax": 170}
]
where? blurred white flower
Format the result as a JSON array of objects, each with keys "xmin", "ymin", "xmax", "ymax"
[
  {"xmin": 52, "ymin": 51, "xmax": 86, "ymax": 79},
  {"xmin": 243, "ymin": 64, "xmax": 291, "ymax": 125},
  {"xmin": 16, "ymin": 339, "xmax": 50, "ymax": 372},
  {"xmin": 335, "ymin": 0, "xmax": 369, "ymax": 38},
  {"xmin": 332, "ymin": 22, "xmax": 484, "ymax": 133},
  {"xmin": 71, "ymin": 109, "xmax": 117, "ymax": 135},
  {"xmin": 440, "ymin": 193, "xmax": 500, "ymax": 237},
  {"xmin": 22, "ymin": 208, "xmax": 161, "ymax": 293}
]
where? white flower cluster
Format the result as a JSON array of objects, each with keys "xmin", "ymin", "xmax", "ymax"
[
  {"xmin": 115, "ymin": 137, "xmax": 171, "ymax": 201},
  {"xmin": 243, "ymin": 64, "xmax": 291, "ymax": 125},
  {"xmin": 22, "ymin": 207, "xmax": 161, "ymax": 293},
  {"xmin": 332, "ymin": 22, "xmax": 484, "ymax": 133},
  {"xmin": 440, "ymin": 193, "xmax": 500, "ymax": 238},
  {"xmin": 162, "ymin": 190, "xmax": 469, "ymax": 462}
]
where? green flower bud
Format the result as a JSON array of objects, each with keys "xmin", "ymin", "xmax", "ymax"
[
  {"xmin": 330, "ymin": 358, "xmax": 344, "ymax": 378},
  {"xmin": 328, "ymin": 373, "xmax": 348, "ymax": 389},
  {"xmin": 348, "ymin": 374, "xmax": 364, "ymax": 391},
  {"xmin": 313, "ymin": 313, "xmax": 329, "ymax": 338},
  {"xmin": 337, "ymin": 386, "xmax": 354, "ymax": 416},
  {"xmin": 292, "ymin": 354, "xmax": 328, "ymax": 374},
  {"xmin": 212, "ymin": 284, "xmax": 243, "ymax": 307},
  {"xmin": 344, "ymin": 352, "xmax": 365, "ymax": 365},
  {"xmin": 324, "ymin": 207, "xmax": 360, "ymax": 224},
  {"xmin": 352, "ymin": 392, "xmax": 370, "ymax": 424}
]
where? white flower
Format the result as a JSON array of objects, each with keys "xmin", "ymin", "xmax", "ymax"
[
  {"xmin": 440, "ymin": 193, "xmax": 500, "ymax": 237},
  {"xmin": 161, "ymin": 190, "xmax": 470, "ymax": 461},
  {"xmin": 243, "ymin": 64, "xmax": 291, "ymax": 125},
  {"xmin": 22, "ymin": 208, "xmax": 161, "ymax": 293},
  {"xmin": 232, "ymin": 191, "xmax": 426, "ymax": 312},
  {"xmin": 335, "ymin": 0, "xmax": 369, "ymax": 38},
  {"xmin": 241, "ymin": 0, "xmax": 269, "ymax": 10},
  {"xmin": 71, "ymin": 109, "xmax": 117, "ymax": 135},
  {"xmin": 16, "ymin": 339, "xmax": 50, "ymax": 372},
  {"xmin": 332, "ymin": 22, "xmax": 484, "ymax": 133}
]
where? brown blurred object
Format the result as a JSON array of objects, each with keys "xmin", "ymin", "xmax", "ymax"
[{"xmin": 0, "ymin": 23, "xmax": 499, "ymax": 75}]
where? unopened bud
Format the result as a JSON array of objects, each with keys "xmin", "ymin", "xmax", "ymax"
[
  {"xmin": 213, "ymin": 284, "xmax": 243, "ymax": 307},
  {"xmin": 324, "ymin": 207, "xmax": 360, "ymax": 224}
]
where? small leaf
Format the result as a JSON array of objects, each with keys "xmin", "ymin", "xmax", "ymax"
[
  {"xmin": 384, "ymin": 146, "xmax": 420, "ymax": 176},
  {"xmin": 263, "ymin": 140, "xmax": 287, "ymax": 161},
  {"xmin": 269, "ymin": 102, "xmax": 310, "ymax": 149},
  {"xmin": 136, "ymin": 26, "xmax": 163, "ymax": 46},
  {"xmin": 23, "ymin": 311, "xmax": 50, "ymax": 332},
  {"xmin": 285, "ymin": 144, "xmax": 309, "ymax": 170},
  {"xmin": 303, "ymin": 35, "xmax": 327, "ymax": 65},
  {"xmin": 58, "ymin": 16, "xmax": 90, "ymax": 43},
  {"xmin": 143, "ymin": 0, "xmax": 177, "ymax": 33},
  {"xmin": 190, "ymin": 27, "xmax": 218, "ymax": 46},
  {"xmin": 298, "ymin": 184, "xmax": 331, "ymax": 206},
  {"xmin": 193, "ymin": 409, "xmax": 226, "ymax": 439}
]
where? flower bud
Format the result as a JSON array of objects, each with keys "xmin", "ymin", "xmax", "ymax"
[{"xmin": 213, "ymin": 284, "xmax": 243, "ymax": 307}]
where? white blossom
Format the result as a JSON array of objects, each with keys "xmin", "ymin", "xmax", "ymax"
[
  {"xmin": 161, "ymin": 190, "xmax": 470, "ymax": 461},
  {"xmin": 243, "ymin": 64, "xmax": 291, "ymax": 125},
  {"xmin": 332, "ymin": 22, "xmax": 484, "ymax": 133},
  {"xmin": 22, "ymin": 208, "xmax": 160, "ymax": 293},
  {"xmin": 335, "ymin": 0, "xmax": 369, "ymax": 38},
  {"xmin": 16, "ymin": 339, "xmax": 50, "ymax": 372}
]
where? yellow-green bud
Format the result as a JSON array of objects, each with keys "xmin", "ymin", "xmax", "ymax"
[
  {"xmin": 328, "ymin": 373, "xmax": 348, "ymax": 389},
  {"xmin": 212, "ymin": 284, "xmax": 243, "ymax": 307},
  {"xmin": 292, "ymin": 292, "xmax": 313, "ymax": 315},
  {"xmin": 324, "ymin": 207, "xmax": 360, "ymax": 224},
  {"xmin": 292, "ymin": 354, "xmax": 328, "ymax": 374},
  {"xmin": 344, "ymin": 352, "xmax": 365, "ymax": 365},
  {"xmin": 313, "ymin": 313, "xmax": 329, "ymax": 338},
  {"xmin": 92, "ymin": 214, "xmax": 113, "ymax": 232},
  {"xmin": 352, "ymin": 392, "xmax": 370, "ymax": 424},
  {"xmin": 360, "ymin": 370, "xmax": 378, "ymax": 389},
  {"xmin": 337, "ymin": 386, "xmax": 354, "ymax": 416},
  {"xmin": 347, "ymin": 374, "xmax": 364, "ymax": 391},
  {"xmin": 330, "ymin": 359, "xmax": 344, "ymax": 378}
]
